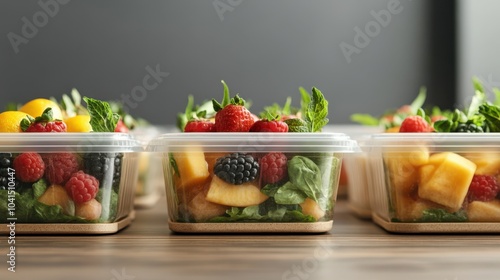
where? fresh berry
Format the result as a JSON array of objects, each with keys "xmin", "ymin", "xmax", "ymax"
[
  {"xmin": 467, "ymin": 175, "xmax": 499, "ymax": 202},
  {"xmin": 114, "ymin": 119, "xmax": 129, "ymax": 133},
  {"xmin": 214, "ymin": 153, "xmax": 259, "ymax": 185},
  {"xmin": 184, "ymin": 120, "xmax": 215, "ymax": 132},
  {"xmin": 21, "ymin": 108, "xmax": 67, "ymax": 132},
  {"xmin": 65, "ymin": 171, "xmax": 99, "ymax": 203},
  {"xmin": 12, "ymin": 153, "xmax": 45, "ymax": 183},
  {"xmin": 43, "ymin": 153, "xmax": 81, "ymax": 185},
  {"xmin": 259, "ymin": 152, "xmax": 288, "ymax": 185},
  {"xmin": 0, "ymin": 153, "xmax": 32, "ymax": 191},
  {"xmin": 214, "ymin": 103, "xmax": 255, "ymax": 132},
  {"xmin": 455, "ymin": 123, "xmax": 485, "ymax": 133},
  {"xmin": 399, "ymin": 116, "xmax": 432, "ymax": 132},
  {"xmin": 250, "ymin": 119, "xmax": 288, "ymax": 132},
  {"xmin": 83, "ymin": 153, "xmax": 123, "ymax": 189}
]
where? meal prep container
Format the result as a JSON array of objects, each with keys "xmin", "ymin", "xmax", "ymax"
[
  {"xmin": 0, "ymin": 133, "xmax": 142, "ymax": 234},
  {"xmin": 367, "ymin": 133, "xmax": 500, "ymax": 233},
  {"xmin": 148, "ymin": 132, "xmax": 359, "ymax": 233},
  {"xmin": 324, "ymin": 125, "xmax": 383, "ymax": 218},
  {"xmin": 132, "ymin": 126, "xmax": 175, "ymax": 208}
]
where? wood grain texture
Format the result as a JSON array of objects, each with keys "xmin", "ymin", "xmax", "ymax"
[{"xmin": 2, "ymin": 198, "xmax": 500, "ymax": 280}]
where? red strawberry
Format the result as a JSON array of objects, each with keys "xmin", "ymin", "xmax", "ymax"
[
  {"xmin": 21, "ymin": 108, "xmax": 67, "ymax": 132},
  {"xmin": 114, "ymin": 119, "xmax": 129, "ymax": 132},
  {"xmin": 250, "ymin": 119, "xmax": 288, "ymax": 132},
  {"xmin": 399, "ymin": 115, "xmax": 432, "ymax": 132},
  {"xmin": 184, "ymin": 120, "xmax": 215, "ymax": 132},
  {"xmin": 213, "ymin": 87, "xmax": 255, "ymax": 132}
]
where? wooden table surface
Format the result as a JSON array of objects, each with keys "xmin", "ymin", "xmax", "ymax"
[{"xmin": 3, "ymin": 196, "xmax": 500, "ymax": 280}]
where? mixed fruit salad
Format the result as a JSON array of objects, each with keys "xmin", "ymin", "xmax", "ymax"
[
  {"xmin": 168, "ymin": 81, "xmax": 342, "ymax": 223},
  {"xmin": 0, "ymin": 91, "xmax": 137, "ymax": 223},
  {"xmin": 381, "ymin": 79, "xmax": 500, "ymax": 222}
]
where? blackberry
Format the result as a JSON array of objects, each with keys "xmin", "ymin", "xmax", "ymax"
[
  {"xmin": 455, "ymin": 123, "xmax": 485, "ymax": 133},
  {"xmin": 214, "ymin": 153, "xmax": 259, "ymax": 185},
  {"xmin": 83, "ymin": 153, "xmax": 124, "ymax": 189}
]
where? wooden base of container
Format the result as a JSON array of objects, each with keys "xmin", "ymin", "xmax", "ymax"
[
  {"xmin": 373, "ymin": 213, "xmax": 500, "ymax": 233},
  {"xmin": 1, "ymin": 211, "xmax": 135, "ymax": 235},
  {"xmin": 348, "ymin": 203, "xmax": 372, "ymax": 220},
  {"xmin": 168, "ymin": 220, "xmax": 333, "ymax": 233}
]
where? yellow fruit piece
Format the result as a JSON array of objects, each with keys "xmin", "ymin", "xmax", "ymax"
[
  {"xmin": 75, "ymin": 199, "xmax": 102, "ymax": 220},
  {"xmin": 418, "ymin": 152, "xmax": 476, "ymax": 211},
  {"xmin": 187, "ymin": 192, "xmax": 228, "ymax": 222},
  {"xmin": 38, "ymin": 184, "xmax": 75, "ymax": 215},
  {"xmin": 385, "ymin": 126, "xmax": 400, "ymax": 133},
  {"xmin": 205, "ymin": 152, "xmax": 228, "ymax": 173},
  {"xmin": 384, "ymin": 147, "xmax": 429, "ymax": 195},
  {"xmin": 0, "ymin": 111, "xmax": 33, "ymax": 132},
  {"xmin": 172, "ymin": 148, "xmax": 210, "ymax": 189},
  {"xmin": 65, "ymin": 115, "xmax": 92, "ymax": 132},
  {"xmin": 392, "ymin": 191, "xmax": 438, "ymax": 221},
  {"xmin": 467, "ymin": 200, "xmax": 500, "ymax": 222},
  {"xmin": 300, "ymin": 198, "xmax": 325, "ymax": 221},
  {"xmin": 19, "ymin": 98, "xmax": 63, "ymax": 120},
  {"xmin": 464, "ymin": 153, "xmax": 500, "ymax": 175},
  {"xmin": 206, "ymin": 176, "xmax": 268, "ymax": 207}
]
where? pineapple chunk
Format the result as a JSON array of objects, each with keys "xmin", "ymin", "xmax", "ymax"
[
  {"xmin": 38, "ymin": 184, "xmax": 75, "ymax": 216},
  {"xmin": 392, "ymin": 191, "xmax": 438, "ymax": 221},
  {"xmin": 384, "ymin": 147, "xmax": 429, "ymax": 194},
  {"xmin": 464, "ymin": 153, "xmax": 500, "ymax": 175},
  {"xmin": 468, "ymin": 200, "xmax": 500, "ymax": 222},
  {"xmin": 172, "ymin": 147, "xmax": 210, "ymax": 189},
  {"xmin": 300, "ymin": 198, "xmax": 325, "ymax": 221},
  {"xmin": 206, "ymin": 176, "xmax": 268, "ymax": 207},
  {"xmin": 187, "ymin": 192, "xmax": 229, "ymax": 222},
  {"xmin": 418, "ymin": 152, "xmax": 476, "ymax": 211}
]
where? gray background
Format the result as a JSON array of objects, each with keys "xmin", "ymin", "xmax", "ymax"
[{"xmin": 0, "ymin": 0, "xmax": 488, "ymax": 125}]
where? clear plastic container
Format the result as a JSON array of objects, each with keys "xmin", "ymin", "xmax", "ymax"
[
  {"xmin": 324, "ymin": 125, "xmax": 382, "ymax": 218},
  {"xmin": 367, "ymin": 133, "xmax": 500, "ymax": 233},
  {"xmin": 0, "ymin": 133, "xmax": 142, "ymax": 234},
  {"xmin": 148, "ymin": 132, "xmax": 359, "ymax": 233}
]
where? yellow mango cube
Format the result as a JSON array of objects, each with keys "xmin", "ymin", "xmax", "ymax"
[
  {"xmin": 468, "ymin": 200, "xmax": 500, "ymax": 222},
  {"xmin": 418, "ymin": 152, "xmax": 476, "ymax": 211},
  {"xmin": 172, "ymin": 147, "xmax": 210, "ymax": 189},
  {"xmin": 464, "ymin": 153, "xmax": 500, "ymax": 175}
]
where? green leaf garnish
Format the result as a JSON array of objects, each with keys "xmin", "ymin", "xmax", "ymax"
[
  {"xmin": 284, "ymin": 118, "xmax": 309, "ymax": 132},
  {"xmin": 478, "ymin": 104, "xmax": 500, "ymax": 132},
  {"xmin": 304, "ymin": 87, "xmax": 329, "ymax": 132},
  {"xmin": 83, "ymin": 96, "xmax": 120, "ymax": 132},
  {"xmin": 350, "ymin": 113, "xmax": 380, "ymax": 126},
  {"xmin": 299, "ymin": 87, "xmax": 311, "ymax": 118},
  {"xmin": 410, "ymin": 87, "xmax": 427, "ymax": 114}
]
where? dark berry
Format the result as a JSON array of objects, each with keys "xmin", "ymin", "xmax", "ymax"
[
  {"xmin": 214, "ymin": 153, "xmax": 259, "ymax": 185},
  {"xmin": 0, "ymin": 153, "xmax": 32, "ymax": 191},
  {"xmin": 83, "ymin": 153, "xmax": 123, "ymax": 189},
  {"xmin": 455, "ymin": 123, "xmax": 485, "ymax": 133}
]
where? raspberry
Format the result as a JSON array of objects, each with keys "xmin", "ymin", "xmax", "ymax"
[
  {"xmin": 467, "ymin": 175, "xmax": 499, "ymax": 202},
  {"xmin": 249, "ymin": 120, "xmax": 288, "ymax": 132},
  {"xmin": 214, "ymin": 153, "xmax": 259, "ymax": 185},
  {"xmin": 65, "ymin": 171, "xmax": 99, "ymax": 204},
  {"xmin": 43, "ymin": 153, "xmax": 81, "ymax": 185},
  {"xmin": 259, "ymin": 152, "xmax": 288, "ymax": 185},
  {"xmin": 184, "ymin": 120, "xmax": 215, "ymax": 132},
  {"xmin": 399, "ymin": 116, "xmax": 432, "ymax": 132},
  {"xmin": 12, "ymin": 153, "xmax": 45, "ymax": 183},
  {"xmin": 21, "ymin": 108, "xmax": 67, "ymax": 132},
  {"xmin": 114, "ymin": 119, "xmax": 129, "ymax": 133}
]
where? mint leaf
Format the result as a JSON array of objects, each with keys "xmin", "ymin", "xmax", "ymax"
[
  {"xmin": 472, "ymin": 76, "xmax": 485, "ymax": 94},
  {"xmin": 284, "ymin": 118, "xmax": 309, "ymax": 132},
  {"xmin": 493, "ymin": 88, "xmax": 500, "ymax": 106},
  {"xmin": 299, "ymin": 87, "xmax": 311, "ymax": 117},
  {"xmin": 467, "ymin": 90, "xmax": 486, "ymax": 119},
  {"xmin": 350, "ymin": 113, "xmax": 380, "ymax": 126},
  {"xmin": 304, "ymin": 87, "xmax": 329, "ymax": 132},
  {"xmin": 33, "ymin": 179, "xmax": 48, "ymax": 199},
  {"xmin": 83, "ymin": 96, "xmax": 120, "ymax": 132},
  {"xmin": 417, "ymin": 208, "xmax": 467, "ymax": 222}
]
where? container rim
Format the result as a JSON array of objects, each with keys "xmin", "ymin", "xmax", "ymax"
[
  {"xmin": 366, "ymin": 132, "xmax": 500, "ymax": 149},
  {"xmin": 147, "ymin": 132, "xmax": 360, "ymax": 153},
  {"xmin": 0, "ymin": 132, "xmax": 143, "ymax": 153}
]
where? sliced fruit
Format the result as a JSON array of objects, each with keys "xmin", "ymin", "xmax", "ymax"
[
  {"xmin": 392, "ymin": 191, "xmax": 438, "ymax": 221},
  {"xmin": 205, "ymin": 175, "xmax": 268, "ymax": 207},
  {"xmin": 65, "ymin": 115, "xmax": 92, "ymax": 132},
  {"xmin": 464, "ymin": 153, "xmax": 500, "ymax": 176},
  {"xmin": 467, "ymin": 200, "xmax": 500, "ymax": 222},
  {"xmin": 75, "ymin": 199, "xmax": 102, "ymax": 220},
  {"xmin": 204, "ymin": 152, "xmax": 229, "ymax": 173},
  {"xmin": 187, "ymin": 192, "xmax": 228, "ymax": 222},
  {"xmin": 300, "ymin": 198, "xmax": 325, "ymax": 221},
  {"xmin": 38, "ymin": 184, "xmax": 75, "ymax": 215},
  {"xmin": 19, "ymin": 98, "xmax": 63, "ymax": 120},
  {"xmin": 418, "ymin": 152, "xmax": 476, "ymax": 211},
  {"xmin": 172, "ymin": 147, "xmax": 210, "ymax": 189},
  {"xmin": 0, "ymin": 111, "xmax": 33, "ymax": 132},
  {"xmin": 384, "ymin": 155, "xmax": 418, "ymax": 194}
]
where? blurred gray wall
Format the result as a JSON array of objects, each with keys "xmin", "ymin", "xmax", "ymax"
[
  {"xmin": 1, "ymin": 0, "xmax": 431, "ymax": 125},
  {"xmin": 458, "ymin": 0, "xmax": 500, "ymax": 105}
]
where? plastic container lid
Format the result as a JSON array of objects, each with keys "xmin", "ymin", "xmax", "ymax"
[
  {"xmin": 0, "ymin": 133, "xmax": 143, "ymax": 153},
  {"xmin": 147, "ymin": 132, "xmax": 360, "ymax": 153},
  {"xmin": 366, "ymin": 132, "xmax": 500, "ymax": 152}
]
